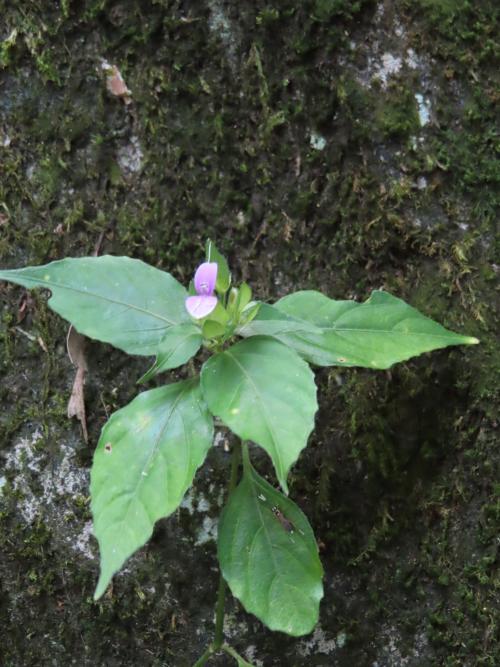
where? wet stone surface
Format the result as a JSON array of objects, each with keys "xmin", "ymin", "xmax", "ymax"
[{"xmin": 0, "ymin": 0, "xmax": 498, "ymax": 665}]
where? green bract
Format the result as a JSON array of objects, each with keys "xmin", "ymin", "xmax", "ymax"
[
  {"xmin": 0, "ymin": 243, "xmax": 478, "ymax": 665},
  {"xmin": 206, "ymin": 238, "xmax": 231, "ymax": 293}
]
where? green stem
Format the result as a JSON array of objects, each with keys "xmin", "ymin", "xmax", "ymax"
[
  {"xmin": 241, "ymin": 441, "xmax": 251, "ymax": 472},
  {"xmin": 222, "ymin": 643, "xmax": 254, "ymax": 665},
  {"xmin": 213, "ymin": 572, "xmax": 227, "ymax": 650},
  {"xmin": 214, "ymin": 439, "xmax": 241, "ymax": 648},
  {"xmin": 191, "ymin": 440, "xmax": 242, "ymax": 666},
  {"xmin": 192, "ymin": 645, "xmax": 214, "ymax": 667}
]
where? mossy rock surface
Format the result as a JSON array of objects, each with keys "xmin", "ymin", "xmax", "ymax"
[{"xmin": 0, "ymin": 1, "xmax": 498, "ymax": 665}]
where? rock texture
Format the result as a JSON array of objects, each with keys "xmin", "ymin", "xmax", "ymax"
[{"xmin": 0, "ymin": 1, "xmax": 498, "ymax": 665}]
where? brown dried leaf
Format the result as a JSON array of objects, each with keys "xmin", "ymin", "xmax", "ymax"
[
  {"xmin": 67, "ymin": 326, "xmax": 88, "ymax": 442},
  {"xmin": 65, "ymin": 220, "xmax": 108, "ymax": 441},
  {"xmin": 67, "ymin": 326, "xmax": 87, "ymax": 370},
  {"xmin": 102, "ymin": 62, "xmax": 132, "ymax": 104},
  {"xmin": 92, "ymin": 229, "xmax": 106, "ymax": 257},
  {"xmin": 17, "ymin": 294, "xmax": 29, "ymax": 322},
  {"xmin": 67, "ymin": 366, "xmax": 88, "ymax": 443}
]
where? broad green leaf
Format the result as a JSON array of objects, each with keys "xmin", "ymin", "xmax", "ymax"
[
  {"xmin": 277, "ymin": 290, "xmax": 360, "ymax": 328},
  {"xmin": 272, "ymin": 290, "xmax": 479, "ymax": 369},
  {"xmin": 0, "ymin": 256, "xmax": 190, "ymax": 356},
  {"xmin": 91, "ymin": 378, "xmax": 213, "ymax": 599},
  {"xmin": 200, "ymin": 336, "xmax": 317, "ymax": 493},
  {"xmin": 206, "ymin": 239, "xmax": 231, "ymax": 293},
  {"xmin": 238, "ymin": 302, "xmax": 322, "ymax": 337},
  {"xmin": 138, "ymin": 323, "xmax": 202, "ymax": 383},
  {"xmin": 218, "ymin": 453, "xmax": 323, "ymax": 636}
]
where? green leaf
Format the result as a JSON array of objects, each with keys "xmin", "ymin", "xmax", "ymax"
[
  {"xmin": 227, "ymin": 287, "xmax": 240, "ymax": 314},
  {"xmin": 138, "ymin": 323, "xmax": 202, "ymax": 383},
  {"xmin": 206, "ymin": 239, "xmax": 231, "ymax": 293},
  {"xmin": 200, "ymin": 336, "xmax": 317, "ymax": 493},
  {"xmin": 236, "ymin": 282, "xmax": 252, "ymax": 312},
  {"xmin": 227, "ymin": 283, "xmax": 252, "ymax": 320},
  {"xmin": 202, "ymin": 319, "xmax": 226, "ymax": 339},
  {"xmin": 218, "ymin": 452, "xmax": 323, "ymax": 636},
  {"xmin": 0, "ymin": 256, "xmax": 190, "ymax": 356},
  {"xmin": 91, "ymin": 378, "xmax": 213, "ymax": 599},
  {"xmin": 238, "ymin": 302, "xmax": 322, "ymax": 337},
  {"xmin": 205, "ymin": 300, "xmax": 230, "ymax": 325},
  {"xmin": 272, "ymin": 290, "xmax": 479, "ymax": 368},
  {"xmin": 238, "ymin": 301, "xmax": 260, "ymax": 326}
]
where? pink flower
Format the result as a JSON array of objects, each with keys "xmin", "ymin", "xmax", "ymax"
[{"xmin": 185, "ymin": 262, "xmax": 218, "ymax": 319}]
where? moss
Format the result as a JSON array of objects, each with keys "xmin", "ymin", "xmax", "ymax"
[
  {"xmin": 313, "ymin": 0, "xmax": 366, "ymax": 21},
  {"xmin": 0, "ymin": 0, "xmax": 498, "ymax": 664},
  {"xmin": 403, "ymin": 0, "xmax": 498, "ymax": 66},
  {"xmin": 430, "ymin": 89, "xmax": 499, "ymax": 224},
  {"xmin": 374, "ymin": 83, "xmax": 420, "ymax": 139}
]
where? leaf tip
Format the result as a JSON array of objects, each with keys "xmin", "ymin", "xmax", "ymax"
[
  {"xmin": 93, "ymin": 571, "xmax": 111, "ymax": 601},
  {"xmin": 93, "ymin": 585, "xmax": 105, "ymax": 602},
  {"xmin": 280, "ymin": 479, "xmax": 289, "ymax": 496},
  {"xmin": 93, "ymin": 565, "xmax": 114, "ymax": 602}
]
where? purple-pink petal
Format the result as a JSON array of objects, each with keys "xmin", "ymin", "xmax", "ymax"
[
  {"xmin": 185, "ymin": 295, "xmax": 218, "ymax": 319},
  {"xmin": 194, "ymin": 262, "xmax": 217, "ymax": 296}
]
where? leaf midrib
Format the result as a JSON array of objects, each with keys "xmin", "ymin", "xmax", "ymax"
[
  {"xmin": 246, "ymin": 471, "xmax": 315, "ymax": 616},
  {"xmin": 136, "ymin": 383, "xmax": 192, "ymax": 498},
  {"xmin": 323, "ymin": 326, "xmax": 464, "ymax": 339},
  {"xmin": 247, "ymin": 474, "xmax": 280, "ymax": 614},
  {"xmin": 96, "ymin": 382, "xmax": 193, "ymax": 532},
  {"xmin": 156, "ymin": 330, "xmax": 201, "ymax": 370},
  {"xmin": 275, "ymin": 303, "xmax": 468, "ymax": 340},
  {"xmin": 225, "ymin": 349, "xmax": 285, "ymax": 485},
  {"xmin": 285, "ymin": 321, "xmax": 465, "ymax": 340},
  {"xmin": 2, "ymin": 272, "xmax": 179, "ymax": 326}
]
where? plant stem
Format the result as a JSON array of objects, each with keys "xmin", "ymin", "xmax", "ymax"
[
  {"xmin": 214, "ymin": 439, "xmax": 241, "ymax": 648},
  {"xmin": 191, "ymin": 439, "xmax": 242, "ymax": 666},
  {"xmin": 213, "ymin": 571, "xmax": 227, "ymax": 650},
  {"xmin": 192, "ymin": 645, "xmax": 214, "ymax": 667},
  {"xmin": 241, "ymin": 441, "xmax": 251, "ymax": 471},
  {"xmin": 222, "ymin": 643, "xmax": 254, "ymax": 665}
]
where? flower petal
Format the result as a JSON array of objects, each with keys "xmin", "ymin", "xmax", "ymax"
[
  {"xmin": 194, "ymin": 262, "xmax": 218, "ymax": 295},
  {"xmin": 185, "ymin": 295, "xmax": 218, "ymax": 319}
]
